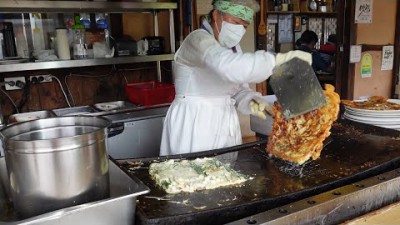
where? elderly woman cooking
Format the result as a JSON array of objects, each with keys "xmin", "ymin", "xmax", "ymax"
[{"xmin": 160, "ymin": 0, "xmax": 311, "ymax": 156}]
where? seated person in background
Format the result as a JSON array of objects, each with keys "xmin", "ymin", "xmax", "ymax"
[
  {"xmin": 320, "ymin": 34, "xmax": 337, "ymax": 54},
  {"xmin": 319, "ymin": 34, "xmax": 337, "ymax": 71},
  {"xmin": 297, "ymin": 30, "xmax": 333, "ymax": 73}
]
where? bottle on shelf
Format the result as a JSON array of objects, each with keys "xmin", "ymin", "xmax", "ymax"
[
  {"xmin": 288, "ymin": 0, "xmax": 294, "ymax": 11},
  {"xmin": 309, "ymin": 0, "xmax": 318, "ymax": 11},
  {"xmin": 95, "ymin": 13, "xmax": 110, "ymax": 50},
  {"xmin": 71, "ymin": 16, "xmax": 88, "ymax": 59},
  {"xmin": 282, "ymin": 0, "xmax": 288, "ymax": 11},
  {"xmin": 274, "ymin": 0, "xmax": 283, "ymax": 11},
  {"xmin": 80, "ymin": 13, "xmax": 91, "ymax": 29},
  {"xmin": 319, "ymin": 0, "xmax": 327, "ymax": 12}
]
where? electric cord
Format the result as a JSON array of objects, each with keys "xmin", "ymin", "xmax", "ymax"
[
  {"xmin": 0, "ymin": 87, "xmax": 19, "ymax": 113},
  {"xmin": 65, "ymin": 68, "xmax": 116, "ymax": 107},
  {"xmin": 17, "ymin": 79, "xmax": 31, "ymax": 113},
  {"xmin": 49, "ymin": 75, "xmax": 72, "ymax": 108},
  {"xmin": 64, "ymin": 74, "xmax": 76, "ymax": 107}
]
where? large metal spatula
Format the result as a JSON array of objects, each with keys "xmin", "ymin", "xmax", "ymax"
[{"xmin": 269, "ymin": 57, "xmax": 326, "ymax": 119}]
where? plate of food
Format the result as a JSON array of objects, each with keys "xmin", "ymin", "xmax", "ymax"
[{"xmin": 342, "ymin": 96, "xmax": 400, "ymax": 117}]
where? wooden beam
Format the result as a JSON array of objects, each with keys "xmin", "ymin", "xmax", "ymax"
[
  {"xmin": 335, "ymin": 0, "xmax": 355, "ymax": 99},
  {"xmin": 392, "ymin": 1, "xmax": 400, "ymax": 99},
  {"xmin": 347, "ymin": 0, "xmax": 357, "ymax": 100}
]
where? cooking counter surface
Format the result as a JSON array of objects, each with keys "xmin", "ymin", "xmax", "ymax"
[{"xmin": 118, "ymin": 119, "xmax": 400, "ymax": 225}]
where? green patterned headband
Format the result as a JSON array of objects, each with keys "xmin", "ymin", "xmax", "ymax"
[{"xmin": 213, "ymin": 1, "xmax": 255, "ymax": 22}]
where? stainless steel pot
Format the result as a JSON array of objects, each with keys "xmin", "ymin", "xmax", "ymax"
[{"xmin": 0, "ymin": 116, "xmax": 111, "ymax": 219}]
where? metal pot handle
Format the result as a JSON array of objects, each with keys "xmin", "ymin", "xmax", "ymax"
[{"xmin": 107, "ymin": 122, "xmax": 124, "ymax": 138}]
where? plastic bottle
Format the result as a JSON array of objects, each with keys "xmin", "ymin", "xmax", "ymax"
[
  {"xmin": 71, "ymin": 16, "xmax": 88, "ymax": 59},
  {"xmin": 96, "ymin": 13, "xmax": 111, "ymax": 51},
  {"xmin": 80, "ymin": 13, "xmax": 91, "ymax": 29}
]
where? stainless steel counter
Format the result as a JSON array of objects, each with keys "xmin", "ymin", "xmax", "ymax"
[
  {"xmin": 0, "ymin": 157, "xmax": 149, "ymax": 225},
  {"xmin": 229, "ymin": 168, "xmax": 400, "ymax": 225}
]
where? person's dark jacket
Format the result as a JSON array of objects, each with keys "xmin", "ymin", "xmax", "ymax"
[{"xmin": 298, "ymin": 45, "xmax": 330, "ymax": 72}]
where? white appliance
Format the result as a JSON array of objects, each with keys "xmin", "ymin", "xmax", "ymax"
[{"xmin": 104, "ymin": 106, "xmax": 169, "ymax": 159}]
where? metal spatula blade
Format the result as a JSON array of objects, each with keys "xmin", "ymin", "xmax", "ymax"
[{"xmin": 270, "ymin": 57, "xmax": 326, "ymax": 119}]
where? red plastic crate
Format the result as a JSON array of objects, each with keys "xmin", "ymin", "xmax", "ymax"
[{"xmin": 125, "ymin": 81, "xmax": 175, "ymax": 106}]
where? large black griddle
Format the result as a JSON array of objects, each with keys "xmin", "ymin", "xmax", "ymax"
[{"xmin": 117, "ymin": 119, "xmax": 400, "ymax": 225}]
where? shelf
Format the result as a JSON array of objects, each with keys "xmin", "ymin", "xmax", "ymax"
[
  {"xmin": 267, "ymin": 11, "xmax": 301, "ymax": 14},
  {"xmin": 0, "ymin": 1, "xmax": 177, "ymax": 13},
  {"xmin": 0, "ymin": 54, "xmax": 175, "ymax": 73},
  {"xmin": 266, "ymin": 11, "xmax": 336, "ymax": 16},
  {"xmin": 300, "ymin": 12, "xmax": 337, "ymax": 16}
]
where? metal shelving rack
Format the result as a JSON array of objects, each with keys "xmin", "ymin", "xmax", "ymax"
[
  {"xmin": 0, "ymin": 54, "xmax": 175, "ymax": 73},
  {"xmin": 0, "ymin": 0, "xmax": 177, "ymax": 80}
]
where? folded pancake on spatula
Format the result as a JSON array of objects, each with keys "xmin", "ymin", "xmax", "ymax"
[{"xmin": 266, "ymin": 84, "xmax": 340, "ymax": 165}]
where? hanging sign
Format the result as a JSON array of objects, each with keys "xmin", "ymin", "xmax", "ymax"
[
  {"xmin": 361, "ymin": 53, "xmax": 373, "ymax": 78},
  {"xmin": 350, "ymin": 45, "xmax": 362, "ymax": 63},
  {"xmin": 355, "ymin": 0, "xmax": 373, "ymax": 24},
  {"xmin": 381, "ymin": 46, "xmax": 394, "ymax": 71}
]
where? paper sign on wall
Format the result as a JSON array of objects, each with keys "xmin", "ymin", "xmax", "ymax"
[
  {"xmin": 381, "ymin": 46, "xmax": 394, "ymax": 71},
  {"xmin": 350, "ymin": 45, "xmax": 362, "ymax": 63},
  {"xmin": 278, "ymin": 14, "xmax": 293, "ymax": 44},
  {"xmin": 361, "ymin": 53, "xmax": 373, "ymax": 78},
  {"xmin": 355, "ymin": 0, "xmax": 373, "ymax": 24}
]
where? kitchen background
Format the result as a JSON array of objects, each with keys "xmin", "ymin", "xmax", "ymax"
[
  {"xmin": 1, "ymin": 0, "xmax": 400, "ymax": 135},
  {"xmin": 0, "ymin": 1, "xmax": 173, "ymax": 118}
]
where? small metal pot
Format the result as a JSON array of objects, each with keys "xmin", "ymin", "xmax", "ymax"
[{"xmin": 0, "ymin": 116, "xmax": 111, "ymax": 219}]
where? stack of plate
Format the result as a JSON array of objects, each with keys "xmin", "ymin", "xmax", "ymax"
[{"xmin": 343, "ymin": 99, "xmax": 400, "ymax": 131}]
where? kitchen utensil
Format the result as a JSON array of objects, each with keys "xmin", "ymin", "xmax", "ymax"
[
  {"xmin": 269, "ymin": 57, "xmax": 326, "ymax": 119},
  {"xmin": 258, "ymin": 0, "xmax": 267, "ymax": 36},
  {"xmin": 0, "ymin": 116, "xmax": 111, "ymax": 219}
]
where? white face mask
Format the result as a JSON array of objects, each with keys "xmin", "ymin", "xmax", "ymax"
[{"xmin": 215, "ymin": 21, "xmax": 246, "ymax": 48}]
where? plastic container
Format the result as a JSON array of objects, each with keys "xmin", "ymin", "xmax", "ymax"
[
  {"xmin": 125, "ymin": 81, "xmax": 175, "ymax": 106},
  {"xmin": 55, "ymin": 28, "xmax": 71, "ymax": 60}
]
